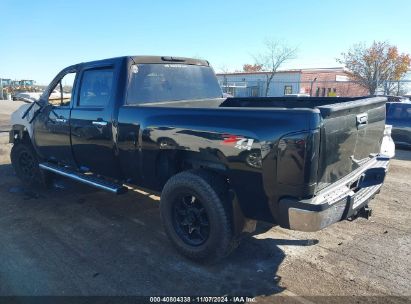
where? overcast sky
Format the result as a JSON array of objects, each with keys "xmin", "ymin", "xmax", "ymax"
[{"xmin": 1, "ymin": 0, "xmax": 411, "ymax": 84}]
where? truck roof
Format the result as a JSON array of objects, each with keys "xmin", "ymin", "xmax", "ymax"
[
  {"xmin": 131, "ymin": 56, "xmax": 209, "ymax": 66},
  {"xmin": 76, "ymin": 56, "xmax": 210, "ymax": 67}
]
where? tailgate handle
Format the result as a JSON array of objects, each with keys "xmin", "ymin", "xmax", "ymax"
[{"xmin": 356, "ymin": 113, "xmax": 368, "ymax": 129}]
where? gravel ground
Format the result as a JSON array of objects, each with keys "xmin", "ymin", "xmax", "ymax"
[{"xmin": 0, "ymin": 101, "xmax": 410, "ymax": 303}]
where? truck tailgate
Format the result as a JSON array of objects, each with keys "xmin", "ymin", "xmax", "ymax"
[{"xmin": 316, "ymin": 97, "xmax": 386, "ymax": 191}]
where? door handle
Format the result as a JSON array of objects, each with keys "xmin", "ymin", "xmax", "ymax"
[
  {"xmin": 55, "ymin": 118, "xmax": 67, "ymax": 123},
  {"xmin": 92, "ymin": 120, "xmax": 108, "ymax": 126}
]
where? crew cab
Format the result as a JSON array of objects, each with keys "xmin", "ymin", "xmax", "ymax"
[{"xmin": 10, "ymin": 56, "xmax": 392, "ymax": 263}]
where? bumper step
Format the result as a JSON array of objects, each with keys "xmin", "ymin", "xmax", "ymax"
[{"xmin": 39, "ymin": 162, "xmax": 128, "ymax": 194}]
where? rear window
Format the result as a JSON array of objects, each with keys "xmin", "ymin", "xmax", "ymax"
[
  {"xmin": 387, "ymin": 103, "xmax": 411, "ymax": 121},
  {"xmin": 126, "ymin": 64, "xmax": 222, "ymax": 104}
]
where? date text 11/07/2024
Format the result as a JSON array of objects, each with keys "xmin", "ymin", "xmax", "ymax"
[{"xmin": 149, "ymin": 296, "xmax": 257, "ymax": 303}]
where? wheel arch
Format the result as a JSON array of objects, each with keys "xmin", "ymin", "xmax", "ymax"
[
  {"xmin": 155, "ymin": 149, "xmax": 228, "ymax": 187},
  {"xmin": 9, "ymin": 124, "xmax": 32, "ymax": 145}
]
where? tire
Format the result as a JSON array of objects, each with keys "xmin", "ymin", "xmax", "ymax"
[
  {"xmin": 160, "ymin": 169, "xmax": 237, "ymax": 264},
  {"xmin": 10, "ymin": 143, "xmax": 52, "ymax": 188}
]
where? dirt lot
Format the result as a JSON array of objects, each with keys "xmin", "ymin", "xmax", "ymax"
[{"xmin": 0, "ymin": 101, "xmax": 410, "ymax": 303}]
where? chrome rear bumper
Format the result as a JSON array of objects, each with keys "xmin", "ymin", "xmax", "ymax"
[{"xmin": 279, "ymin": 155, "xmax": 389, "ymax": 232}]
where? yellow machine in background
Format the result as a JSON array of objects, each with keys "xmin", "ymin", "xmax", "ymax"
[{"xmin": 0, "ymin": 79, "xmax": 39, "ymax": 100}]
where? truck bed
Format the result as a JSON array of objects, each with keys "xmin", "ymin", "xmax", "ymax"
[
  {"xmin": 222, "ymin": 96, "xmax": 387, "ymax": 190},
  {"xmin": 136, "ymin": 96, "xmax": 386, "ymax": 192}
]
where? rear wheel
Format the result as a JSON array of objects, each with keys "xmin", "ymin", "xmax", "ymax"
[
  {"xmin": 160, "ymin": 170, "xmax": 237, "ymax": 263},
  {"xmin": 11, "ymin": 143, "xmax": 52, "ymax": 187}
]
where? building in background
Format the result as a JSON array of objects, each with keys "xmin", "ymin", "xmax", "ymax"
[{"xmin": 216, "ymin": 67, "xmax": 368, "ymax": 97}]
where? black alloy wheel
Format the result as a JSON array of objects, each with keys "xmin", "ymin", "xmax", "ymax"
[
  {"xmin": 160, "ymin": 170, "xmax": 237, "ymax": 263},
  {"xmin": 11, "ymin": 143, "xmax": 52, "ymax": 187},
  {"xmin": 18, "ymin": 149, "xmax": 36, "ymax": 179},
  {"xmin": 172, "ymin": 194, "xmax": 210, "ymax": 246}
]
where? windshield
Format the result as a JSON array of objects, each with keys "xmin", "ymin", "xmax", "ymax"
[{"xmin": 126, "ymin": 63, "xmax": 222, "ymax": 104}]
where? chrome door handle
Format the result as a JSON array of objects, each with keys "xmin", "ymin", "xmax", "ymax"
[
  {"xmin": 55, "ymin": 118, "xmax": 67, "ymax": 123},
  {"xmin": 92, "ymin": 120, "xmax": 108, "ymax": 126}
]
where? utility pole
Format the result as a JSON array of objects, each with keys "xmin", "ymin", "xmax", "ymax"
[
  {"xmin": 0, "ymin": 78, "xmax": 3, "ymax": 100},
  {"xmin": 375, "ymin": 65, "xmax": 380, "ymax": 95},
  {"xmin": 310, "ymin": 77, "xmax": 317, "ymax": 97}
]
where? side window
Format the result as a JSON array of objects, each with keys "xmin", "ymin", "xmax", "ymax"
[
  {"xmin": 78, "ymin": 68, "xmax": 114, "ymax": 107},
  {"xmin": 406, "ymin": 106, "xmax": 411, "ymax": 121},
  {"xmin": 48, "ymin": 72, "xmax": 76, "ymax": 106},
  {"xmin": 399, "ymin": 105, "xmax": 411, "ymax": 121},
  {"xmin": 387, "ymin": 104, "xmax": 411, "ymax": 120}
]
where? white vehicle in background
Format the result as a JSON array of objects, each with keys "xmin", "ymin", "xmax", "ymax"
[
  {"xmin": 13, "ymin": 92, "xmax": 42, "ymax": 103},
  {"xmin": 380, "ymin": 125, "xmax": 396, "ymax": 158},
  {"xmin": 48, "ymin": 90, "xmax": 71, "ymax": 102},
  {"xmin": 13, "ymin": 90, "xmax": 71, "ymax": 103}
]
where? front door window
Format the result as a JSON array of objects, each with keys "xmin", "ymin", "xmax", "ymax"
[
  {"xmin": 48, "ymin": 72, "xmax": 76, "ymax": 107},
  {"xmin": 78, "ymin": 68, "xmax": 114, "ymax": 107}
]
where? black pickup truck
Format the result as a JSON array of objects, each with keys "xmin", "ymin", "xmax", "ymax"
[{"xmin": 10, "ymin": 56, "xmax": 390, "ymax": 263}]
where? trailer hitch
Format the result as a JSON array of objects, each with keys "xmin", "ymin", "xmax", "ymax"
[
  {"xmin": 348, "ymin": 205, "xmax": 373, "ymax": 221},
  {"xmin": 359, "ymin": 206, "xmax": 373, "ymax": 219}
]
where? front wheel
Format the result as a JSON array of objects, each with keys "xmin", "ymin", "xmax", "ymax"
[
  {"xmin": 160, "ymin": 170, "xmax": 237, "ymax": 264},
  {"xmin": 10, "ymin": 143, "xmax": 52, "ymax": 187}
]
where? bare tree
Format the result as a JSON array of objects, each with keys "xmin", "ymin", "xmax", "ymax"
[
  {"xmin": 218, "ymin": 65, "xmax": 231, "ymax": 93},
  {"xmin": 253, "ymin": 39, "xmax": 297, "ymax": 96},
  {"xmin": 384, "ymin": 80, "xmax": 408, "ymax": 96},
  {"xmin": 337, "ymin": 41, "xmax": 410, "ymax": 95}
]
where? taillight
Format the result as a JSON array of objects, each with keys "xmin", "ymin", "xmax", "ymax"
[{"xmin": 277, "ymin": 130, "xmax": 320, "ymax": 188}]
